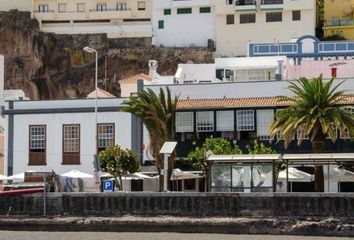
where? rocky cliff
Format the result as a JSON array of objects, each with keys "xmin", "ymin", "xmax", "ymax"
[{"xmin": 0, "ymin": 10, "xmax": 213, "ymax": 99}]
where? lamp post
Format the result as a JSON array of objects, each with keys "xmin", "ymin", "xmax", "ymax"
[{"xmin": 83, "ymin": 47, "xmax": 99, "ymax": 177}]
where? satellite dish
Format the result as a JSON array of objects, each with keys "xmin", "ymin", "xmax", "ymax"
[{"xmin": 344, "ymin": 7, "xmax": 353, "ymax": 15}]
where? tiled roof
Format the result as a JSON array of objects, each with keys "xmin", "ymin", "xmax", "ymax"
[
  {"xmin": 177, "ymin": 95, "xmax": 354, "ymax": 110},
  {"xmin": 86, "ymin": 88, "xmax": 116, "ymax": 98},
  {"xmin": 119, "ymin": 73, "xmax": 152, "ymax": 84}
]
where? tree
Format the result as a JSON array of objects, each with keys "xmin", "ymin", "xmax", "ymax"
[
  {"xmin": 122, "ymin": 87, "xmax": 178, "ymax": 191},
  {"xmin": 187, "ymin": 136, "xmax": 243, "ymax": 190},
  {"xmin": 246, "ymin": 140, "xmax": 277, "ymax": 154},
  {"xmin": 269, "ymin": 76, "xmax": 354, "ymax": 192},
  {"xmin": 99, "ymin": 145, "xmax": 140, "ymax": 191}
]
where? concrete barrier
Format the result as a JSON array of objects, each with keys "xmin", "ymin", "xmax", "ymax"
[{"xmin": 1, "ymin": 192, "xmax": 354, "ymax": 217}]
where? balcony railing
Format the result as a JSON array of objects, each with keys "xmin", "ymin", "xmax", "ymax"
[
  {"xmin": 236, "ymin": 0, "xmax": 256, "ymax": 6},
  {"xmin": 261, "ymin": 0, "xmax": 284, "ymax": 4},
  {"xmin": 89, "ymin": 8, "xmax": 132, "ymax": 12},
  {"xmin": 325, "ymin": 19, "xmax": 354, "ymax": 27}
]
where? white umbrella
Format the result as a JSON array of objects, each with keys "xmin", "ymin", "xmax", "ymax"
[
  {"xmin": 0, "ymin": 174, "xmax": 8, "ymax": 181},
  {"xmin": 278, "ymin": 167, "xmax": 313, "ymax": 182},
  {"xmin": 171, "ymin": 168, "xmax": 202, "ymax": 180},
  {"xmin": 61, "ymin": 169, "xmax": 93, "ymax": 179},
  {"xmin": 324, "ymin": 167, "xmax": 354, "ymax": 182},
  {"xmin": 7, "ymin": 170, "xmax": 37, "ymax": 180},
  {"xmin": 101, "ymin": 172, "xmax": 152, "ymax": 180}
]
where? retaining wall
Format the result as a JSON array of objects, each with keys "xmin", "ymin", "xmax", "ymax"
[{"xmin": 1, "ymin": 192, "xmax": 354, "ymax": 217}]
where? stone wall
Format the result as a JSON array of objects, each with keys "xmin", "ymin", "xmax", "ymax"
[{"xmin": 1, "ymin": 192, "xmax": 354, "ymax": 217}]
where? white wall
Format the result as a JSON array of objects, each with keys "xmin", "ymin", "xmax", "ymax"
[
  {"xmin": 6, "ymin": 99, "xmax": 132, "ymax": 176},
  {"xmin": 0, "ymin": 55, "xmax": 3, "ymax": 101},
  {"xmin": 145, "ymin": 78, "xmax": 354, "ymax": 100},
  {"xmin": 41, "ymin": 22, "xmax": 152, "ymax": 38},
  {"xmin": 0, "ymin": 0, "xmax": 32, "ymax": 11},
  {"xmin": 152, "ymin": 0, "xmax": 215, "ymax": 47}
]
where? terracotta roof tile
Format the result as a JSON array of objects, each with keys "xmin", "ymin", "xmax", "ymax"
[
  {"xmin": 119, "ymin": 73, "xmax": 151, "ymax": 84},
  {"xmin": 177, "ymin": 95, "xmax": 354, "ymax": 110},
  {"xmin": 86, "ymin": 88, "xmax": 116, "ymax": 98}
]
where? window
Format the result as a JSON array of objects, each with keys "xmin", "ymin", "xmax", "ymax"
[
  {"xmin": 236, "ymin": 110, "xmax": 254, "ymax": 131},
  {"xmin": 340, "ymin": 107, "xmax": 354, "ymax": 139},
  {"xmin": 29, "ymin": 125, "xmax": 46, "ymax": 165},
  {"xmin": 158, "ymin": 20, "xmax": 164, "ymax": 29},
  {"xmin": 216, "ymin": 111, "xmax": 234, "ymax": 132},
  {"xmin": 98, "ymin": 123, "xmax": 115, "ymax": 152},
  {"xmin": 235, "ymin": 68, "xmax": 276, "ymax": 81},
  {"xmin": 196, "ymin": 111, "xmax": 214, "ymax": 132},
  {"xmin": 256, "ymin": 110, "xmax": 274, "ymax": 140},
  {"xmin": 164, "ymin": 9, "xmax": 171, "ymax": 15},
  {"xmin": 63, "ymin": 125, "xmax": 80, "ymax": 165},
  {"xmin": 38, "ymin": 5, "xmax": 49, "ymax": 12},
  {"xmin": 292, "ymin": 10, "xmax": 301, "ymax": 21},
  {"xmin": 96, "ymin": 4, "xmax": 107, "ymax": 11},
  {"xmin": 297, "ymin": 128, "xmax": 309, "ymax": 140},
  {"xmin": 200, "ymin": 7, "xmax": 211, "ymax": 13},
  {"xmin": 176, "ymin": 112, "xmax": 194, "ymax": 133},
  {"xmin": 58, "ymin": 3, "xmax": 66, "ymax": 13},
  {"xmin": 226, "ymin": 15, "xmax": 234, "ymax": 25},
  {"xmin": 117, "ymin": 3, "xmax": 128, "ymax": 11},
  {"xmin": 177, "ymin": 8, "xmax": 192, "ymax": 14},
  {"xmin": 240, "ymin": 14, "xmax": 256, "ymax": 24},
  {"xmin": 137, "ymin": 1, "xmax": 146, "ymax": 10},
  {"xmin": 77, "ymin": 3, "xmax": 85, "ymax": 12},
  {"xmin": 326, "ymin": 123, "xmax": 338, "ymax": 140},
  {"xmin": 266, "ymin": 12, "xmax": 282, "ymax": 22}
]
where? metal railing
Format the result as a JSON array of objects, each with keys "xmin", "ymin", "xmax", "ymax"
[
  {"xmin": 236, "ymin": 0, "xmax": 256, "ymax": 6},
  {"xmin": 89, "ymin": 8, "xmax": 132, "ymax": 12},
  {"xmin": 261, "ymin": 0, "xmax": 284, "ymax": 4},
  {"xmin": 325, "ymin": 18, "xmax": 354, "ymax": 27}
]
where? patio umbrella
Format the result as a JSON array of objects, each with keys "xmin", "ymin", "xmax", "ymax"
[
  {"xmin": 324, "ymin": 167, "xmax": 354, "ymax": 182},
  {"xmin": 7, "ymin": 170, "xmax": 37, "ymax": 180},
  {"xmin": 61, "ymin": 169, "xmax": 93, "ymax": 179},
  {"xmin": 278, "ymin": 167, "xmax": 313, "ymax": 182},
  {"xmin": 171, "ymin": 168, "xmax": 202, "ymax": 180},
  {"xmin": 0, "ymin": 174, "xmax": 8, "ymax": 181}
]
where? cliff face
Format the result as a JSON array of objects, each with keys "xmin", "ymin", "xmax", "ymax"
[{"xmin": 0, "ymin": 11, "xmax": 213, "ymax": 100}]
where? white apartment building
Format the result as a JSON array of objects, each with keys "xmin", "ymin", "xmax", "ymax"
[
  {"xmin": 0, "ymin": 0, "xmax": 32, "ymax": 12},
  {"xmin": 152, "ymin": 0, "xmax": 215, "ymax": 47},
  {"xmin": 215, "ymin": 0, "xmax": 316, "ymax": 57},
  {"xmin": 32, "ymin": 0, "xmax": 152, "ymax": 38}
]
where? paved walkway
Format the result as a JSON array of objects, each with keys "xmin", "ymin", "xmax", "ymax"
[{"xmin": 0, "ymin": 232, "xmax": 352, "ymax": 240}]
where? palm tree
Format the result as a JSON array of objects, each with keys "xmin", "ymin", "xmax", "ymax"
[
  {"xmin": 269, "ymin": 76, "xmax": 354, "ymax": 192},
  {"xmin": 122, "ymin": 87, "xmax": 178, "ymax": 191}
]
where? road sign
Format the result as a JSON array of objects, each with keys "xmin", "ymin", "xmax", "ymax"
[{"xmin": 102, "ymin": 180, "xmax": 114, "ymax": 192}]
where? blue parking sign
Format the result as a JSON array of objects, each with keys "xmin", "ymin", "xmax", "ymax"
[{"xmin": 103, "ymin": 180, "xmax": 114, "ymax": 192}]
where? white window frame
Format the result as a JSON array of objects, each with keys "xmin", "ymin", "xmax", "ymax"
[
  {"xmin": 236, "ymin": 110, "xmax": 254, "ymax": 131},
  {"xmin": 256, "ymin": 109, "xmax": 274, "ymax": 140},
  {"xmin": 216, "ymin": 111, "xmax": 234, "ymax": 132},
  {"xmin": 38, "ymin": 4, "xmax": 49, "ymax": 12},
  {"xmin": 117, "ymin": 2, "xmax": 128, "ymax": 11},
  {"xmin": 176, "ymin": 112, "xmax": 194, "ymax": 133},
  {"xmin": 96, "ymin": 3, "xmax": 107, "ymax": 11},
  {"xmin": 196, "ymin": 111, "xmax": 214, "ymax": 132},
  {"xmin": 30, "ymin": 126, "xmax": 46, "ymax": 151},
  {"xmin": 63, "ymin": 125, "xmax": 80, "ymax": 153},
  {"xmin": 296, "ymin": 127, "xmax": 309, "ymax": 140},
  {"xmin": 98, "ymin": 123, "xmax": 115, "ymax": 149}
]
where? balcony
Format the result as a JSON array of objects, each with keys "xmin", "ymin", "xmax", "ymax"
[
  {"xmin": 235, "ymin": 0, "xmax": 256, "ymax": 12},
  {"xmin": 325, "ymin": 18, "xmax": 354, "ymax": 28},
  {"xmin": 260, "ymin": 0, "xmax": 284, "ymax": 11}
]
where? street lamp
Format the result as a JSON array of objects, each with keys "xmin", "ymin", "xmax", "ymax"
[{"xmin": 83, "ymin": 47, "xmax": 99, "ymax": 178}]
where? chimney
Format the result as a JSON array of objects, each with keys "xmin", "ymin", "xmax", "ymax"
[{"xmin": 148, "ymin": 60, "xmax": 158, "ymax": 79}]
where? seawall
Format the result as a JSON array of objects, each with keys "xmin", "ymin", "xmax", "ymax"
[{"xmin": 1, "ymin": 192, "xmax": 354, "ymax": 218}]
